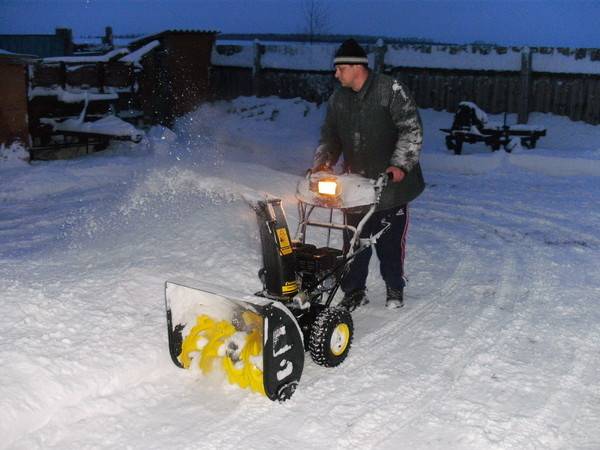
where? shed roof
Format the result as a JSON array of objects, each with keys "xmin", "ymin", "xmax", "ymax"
[
  {"xmin": 0, "ymin": 48, "xmax": 38, "ymax": 64},
  {"xmin": 129, "ymin": 29, "xmax": 218, "ymax": 49}
]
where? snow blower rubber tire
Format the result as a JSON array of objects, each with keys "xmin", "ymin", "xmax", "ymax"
[{"xmin": 309, "ymin": 307, "xmax": 353, "ymax": 367}]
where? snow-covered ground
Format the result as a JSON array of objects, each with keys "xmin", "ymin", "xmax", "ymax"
[{"xmin": 1, "ymin": 96, "xmax": 599, "ymax": 450}]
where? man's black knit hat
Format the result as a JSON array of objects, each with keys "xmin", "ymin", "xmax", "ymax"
[{"xmin": 334, "ymin": 38, "xmax": 368, "ymax": 66}]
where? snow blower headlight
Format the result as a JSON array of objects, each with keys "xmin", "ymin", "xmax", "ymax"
[{"xmin": 312, "ymin": 177, "xmax": 340, "ymax": 197}]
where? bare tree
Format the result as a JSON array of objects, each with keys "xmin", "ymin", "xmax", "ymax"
[{"xmin": 302, "ymin": 0, "xmax": 331, "ymax": 43}]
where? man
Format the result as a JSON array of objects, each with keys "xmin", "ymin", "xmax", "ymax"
[{"xmin": 312, "ymin": 38, "xmax": 425, "ymax": 310}]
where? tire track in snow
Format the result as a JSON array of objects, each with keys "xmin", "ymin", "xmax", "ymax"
[
  {"xmin": 426, "ymin": 198, "xmax": 600, "ymax": 248},
  {"xmin": 397, "ymin": 201, "xmax": 600, "ymax": 448},
  {"xmin": 489, "ymin": 240, "xmax": 600, "ymax": 449},
  {"xmin": 293, "ymin": 216, "xmax": 480, "ymax": 445},
  {"xmin": 322, "ymin": 194, "xmax": 578, "ymax": 447},
  {"xmin": 299, "ymin": 197, "xmax": 522, "ymax": 446},
  {"xmin": 382, "ymin": 221, "xmax": 523, "ymax": 441}
]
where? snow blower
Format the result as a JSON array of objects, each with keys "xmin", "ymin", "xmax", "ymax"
[{"xmin": 165, "ymin": 172, "xmax": 391, "ymax": 401}]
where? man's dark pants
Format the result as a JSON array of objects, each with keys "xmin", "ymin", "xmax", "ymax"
[{"xmin": 341, "ymin": 205, "xmax": 409, "ymax": 294}]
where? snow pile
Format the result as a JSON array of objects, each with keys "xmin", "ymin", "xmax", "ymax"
[
  {"xmin": 29, "ymin": 86, "xmax": 119, "ymax": 102},
  {"xmin": 0, "ymin": 141, "xmax": 30, "ymax": 165}
]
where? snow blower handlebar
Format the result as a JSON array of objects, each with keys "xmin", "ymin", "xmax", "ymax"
[{"xmin": 345, "ymin": 172, "xmax": 391, "ymax": 254}]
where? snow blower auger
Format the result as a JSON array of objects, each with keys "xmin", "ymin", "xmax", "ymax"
[{"xmin": 165, "ymin": 172, "xmax": 391, "ymax": 401}]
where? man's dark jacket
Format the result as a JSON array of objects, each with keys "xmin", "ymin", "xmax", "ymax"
[{"xmin": 314, "ymin": 71, "xmax": 425, "ymax": 210}]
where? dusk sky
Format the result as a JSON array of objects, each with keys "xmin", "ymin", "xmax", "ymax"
[{"xmin": 1, "ymin": 0, "xmax": 599, "ymax": 48}]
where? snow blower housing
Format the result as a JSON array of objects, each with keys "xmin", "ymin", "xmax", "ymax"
[{"xmin": 165, "ymin": 172, "xmax": 390, "ymax": 401}]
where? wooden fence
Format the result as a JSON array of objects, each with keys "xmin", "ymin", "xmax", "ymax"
[{"xmin": 211, "ymin": 42, "xmax": 600, "ymax": 125}]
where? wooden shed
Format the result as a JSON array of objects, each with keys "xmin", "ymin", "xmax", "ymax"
[
  {"xmin": 130, "ymin": 30, "xmax": 218, "ymax": 125},
  {"xmin": 0, "ymin": 50, "xmax": 37, "ymax": 147}
]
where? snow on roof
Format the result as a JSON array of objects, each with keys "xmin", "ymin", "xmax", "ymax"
[
  {"xmin": 40, "ymin": 115, "xmax": 144, "ymax": 141},
  {"xmin": 128, "ymin": 29, "xmax": 218, "ymax": 48},
  {"xmin": 29, "ymin": 86, "xmax": 119, "ymax": 102},
  {"xmin": 43, "ymin": 47, "xmax": 129, "ymax": 63},
  {"xmin": 0, "ymin": 48, "xmax": 38, "ymax": 61},
  {"xmin": 119, "ymin": 40, "xmax": 160, "ymax": 68}
]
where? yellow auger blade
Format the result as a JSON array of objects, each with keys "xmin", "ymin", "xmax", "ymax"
[
  {"xmin": 179, "ymin": 315, "xmax": 216, "ymax": 368},
  {"xmin": 179, "ymin": 313, "xmax": 266, "ymax": 396},
  {"xmin": 222, "ymin": 327, "xmax": 265, "ymax": 395},
  {"xmin": 165, "ymin": 280, "xmax": 305, "ymax": 401},
  {"xmin": 180, "ymin": 315, "xmax": 236, "ymax": 373}
]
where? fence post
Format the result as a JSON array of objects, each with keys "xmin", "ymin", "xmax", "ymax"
[
  {"xmin": 518, "ymin": 47, "xmax": 532, "ymax": 124},
  {"xmin": 374, "ymin": 38, "xmax": 387, "ymax": 73},
  {"xmin": 252, "ymin": 39, "xmax": 262, "ymax": 96}
]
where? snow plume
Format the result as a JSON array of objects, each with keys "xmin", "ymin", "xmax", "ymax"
[
  {"xmin": 119, "ymin": 166, "xmax": 249, "ymax": 213},
  {"xmin": 59, "ymin": 167, "xmax": 260, "ymax": 247},
  {"xmin": 172, "ymin": 103, "xmax": 230, "ymax": 167},
  {"xmin": 146, "ymin": 125, "xmax": 178, "ymax": 158},
  {"xmin": 172, "ymin": 96, "xmax": 323, "ymax": 174}
]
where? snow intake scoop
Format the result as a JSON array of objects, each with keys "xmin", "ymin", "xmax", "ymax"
[{"xmin": 165, "ymin": 280, "xmax": 305, "ymax": 401}]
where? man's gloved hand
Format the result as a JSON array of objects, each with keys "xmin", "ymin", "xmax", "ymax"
[{"xmin": 386, "ymin": 166, "xmax": 406, "ymax": 183}]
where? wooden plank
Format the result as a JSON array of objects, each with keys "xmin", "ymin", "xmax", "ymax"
[
  {"xmin": 409, "ymin": 72, "xmax": 425, "ymax": 108},
  {"xmin": 568, "ymin": 80, "xmax": 582, "ymax": 121},
  {"xmin": 550, "ymin": 79, "xmax": 559, "ymax": 115},
  {"xmin": 518, "ymin": 50, "xmax": 532, "ymax": 124},
  {"xmin": 490, "ymin": 76, "xmax": 501, "ymax": 113},
  {"xmin": 434, "ymin": 75, "xmax": 445, "ymax": 111},
  {"xmin": 542, "ymin": 77, "xmax": 552, "ymax": 113},
  {"xmin": 424, "ymin": 72, "xmax": 435, "ymax": 109},
  {"xmin": 508, "ymin": 76, "xmax": 521, "ymax": 114},
  {"xmin": 462, "ymin": 75, "xmax": 475, "ymax": 104},
  {"xmin": 474, "ymin": 76, "xmax": 487, "ymax": 110},
  {"xmin": 593, "ymin": 78, "xmax": 600, "ymax": 124},
  {"xmin": 583, "ymin": 78, "xmax": 596, "ymax": 123},
  {"xmin": 531, "ymin": 78, "xmax": 541, "ymax": 113},
  {"xmin": 534, "ymin": 78, "xmax": 551, "ymax": 113},
  {"xmin": 553, "ymin": 80, "xmax": 568, "ymax": 116},
  {"xmin": 446, "ymin": 75, "xmax": 458, "ymax": 112}
]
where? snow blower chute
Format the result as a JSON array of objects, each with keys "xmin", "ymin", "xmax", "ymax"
[{"xmin": 165, "ymin": 172, "xmax": 391, "ymax": 401}]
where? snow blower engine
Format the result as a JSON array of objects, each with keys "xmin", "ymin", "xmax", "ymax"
[{"xmin": 164, "ymin": 172, "xmax": 390, "ymax": 401}]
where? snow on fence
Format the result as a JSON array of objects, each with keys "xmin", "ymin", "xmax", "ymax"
[{"xmin": 211, "ymin": 41, "xmax": 600, "ymax": 124}]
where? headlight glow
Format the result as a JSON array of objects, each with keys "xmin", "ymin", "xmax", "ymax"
[{"xmin": 317, "ymin": 180, "xmax": 339, "ymax": 196}]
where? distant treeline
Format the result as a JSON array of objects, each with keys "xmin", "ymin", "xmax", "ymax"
[
  {"xmin": 79, "ymin": 32, "xmax": 461, "ymax": 46},
  {"xmin": 218, "ymin": 33, "xmax": 443, "ymax": 45},
  {"xmin": 80, "ymin": 33, "xmax": 144, "ymax": 39}
]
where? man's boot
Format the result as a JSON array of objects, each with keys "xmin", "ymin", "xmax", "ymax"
[
  {"xmin": 385, "ymin": 286, "xmax": 404, "ymax": 309},
  {"xmin": 339, "ymin": 288, "xmax": 369, "ymax": 311}
]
